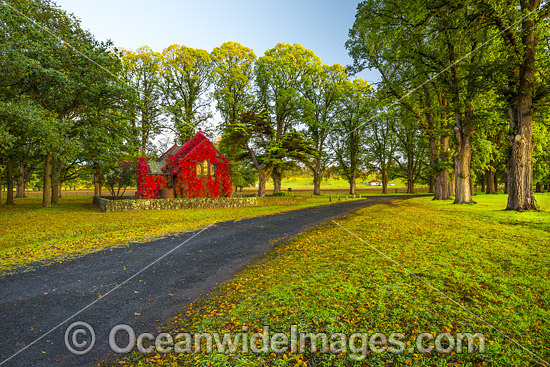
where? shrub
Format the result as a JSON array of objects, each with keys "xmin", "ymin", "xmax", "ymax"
[
  {"xmin": 272, "ymin": 191, "xmax": 293, "ymax": 197},
  {"xmin": 104, "ymin": 160, "xmax": 137, "ymax": 198}
]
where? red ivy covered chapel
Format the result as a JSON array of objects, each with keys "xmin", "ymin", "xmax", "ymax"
[{"xmin": 137, "ymin": 131, "xmax": 232, "ymax": 199}]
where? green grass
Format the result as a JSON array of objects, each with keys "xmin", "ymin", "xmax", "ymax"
[
  {"xmin": 113, "ymin": 194, "xmax": 550, "ymax": 366},
  {"xmin": 0, "ymin": 194, "xmax": 362, "ymax": 273}
]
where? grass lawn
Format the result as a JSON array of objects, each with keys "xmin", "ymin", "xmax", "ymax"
[
  {"xmin": 0, "ymin": 194, "xmax": 365, "ymax": 273},
  {"xmin": 114, "ymin": 193, "xmax": 550, "ymax": 366}
]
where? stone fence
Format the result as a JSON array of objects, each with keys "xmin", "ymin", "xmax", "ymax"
[{"xmin": 93, "ymin": 195, "xmax": 307, "ymax": 212}]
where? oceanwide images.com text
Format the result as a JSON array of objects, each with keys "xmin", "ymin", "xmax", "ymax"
[{"xmin": 65, "ymin": 322, "xmax": 486, "ymax": 360}]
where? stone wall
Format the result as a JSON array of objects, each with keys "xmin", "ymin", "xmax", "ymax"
[
  {"xmin": 93, "ymin": 196, "xmax": 109, "ymax": 212},
  {"xmin": 93, "ymin": 196, "xmax": 307, "ymax": 212}
]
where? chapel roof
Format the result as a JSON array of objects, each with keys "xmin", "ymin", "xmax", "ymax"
[{"xmin": 148, "ymin": 130, "xmax": 223, "ymax": 175}]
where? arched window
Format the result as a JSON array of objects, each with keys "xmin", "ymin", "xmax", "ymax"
[
  {"xmin": 197, "ymin": 160, "xmax": 212, "ymax": 177},
  {"xmin": 202, "ymin": 160, "xmax": 208, "ymax": 176},
  {"xmin": 196, "ymin": 162, "xmax": 203, "ymax": 177},
  {"xmin": 210, "ymin": 163, "xmax": 216, "ymax": 177}
]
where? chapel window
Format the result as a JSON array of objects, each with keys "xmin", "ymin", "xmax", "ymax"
[{"xmin": 196, "ymin": 162, "xmax": 203, "ymax": 177}]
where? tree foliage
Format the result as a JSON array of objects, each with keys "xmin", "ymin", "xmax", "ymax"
[
  {"xmin": 4, "ymin": 0, "xmax": 550, "ymax": 210},
  {"xmin": 160, "ymin": 44, "xmax": 213, "ymax": 142}
]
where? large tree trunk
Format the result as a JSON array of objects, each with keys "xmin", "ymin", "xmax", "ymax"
[
  {"xmin": 506, "ymin": 7, "xmax": 538, "ymax": 211},
  {"xmin": 407, "ymin": 178, "xmax": 414, "ymax": 194},
  {"xmin": 428, "ymin": 177, "xmax": 434, "ymax": 193},
  {"xmin": 450, "ymin": 55, "xmax": 473, "ymax": 204},
  {"xmin": 272, "ymin": 173, "xmax": 282, "ymax": 193},
  {"xmin": 434, "ymin": 169, "xmax": 450, "ymax": 200},
  {"xmin": 486, "ymin": 169, "xmax": 497, "ymax": 194},
  {"xmin": 313, "ymin": 162, "xmax": 322, "ymax": 195},
  {"xmin": 51, "ymin": 157, "xmax": 60, "ymax": 204},
  {"xmin": 52, "ymin": 180, "xmax": 59, "ymax": 203},
  {"xmin": 43, "ymin": 154, "xmax": 52, "ymax": 207},
  {"xmin": 506, "ymin": 100, "xmax": 537, "ymax": 210},
  {"xmin": 481, "ymin": 173, "xmax": 486, "ymax": 193},
  {"xmin": 94, "ymin": 165, "xmax": 102, "ymax": 196},
  {"xmin": 453, "ymin": 130, "xmax": 474, "ymax": 204},
  {"xmin": 381, "ymin": 170, "xmax": 388, "ymax": 194},
  {"xmin": 406, "ymin": 154, "xmax": 415, "ymax": 193},
  {"xmin": 5, "ymin": 158, "xmax": 14, "ymax": 205},
  {"xmin": 257, "ymin": 169, "xmax": 266, "ymax": 197},
  {"xmin": 349, "ymin": 174, "xmax": 356, "ymax": 195},
  {"xmin": 313, "ymin": 172, "xmax": 321, "ymax": 196},
  {"xmin": 15, "ymin": 163, "xmax": 26, "ymax": 198},
  {"xmin": 431, "ymin": 135, "xmax": 451, "ymax": 200}
]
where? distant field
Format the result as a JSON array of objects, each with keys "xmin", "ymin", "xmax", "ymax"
[
  {"xmin": 264, "ymin": 175, "xmax": 408, "ymax": 189},
  {"xmin": 240, "ymin": 186, "xmax": 429, "ymax": 195}
]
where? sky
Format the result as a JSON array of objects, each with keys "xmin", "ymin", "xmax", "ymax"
[{"xmin": 53, "ymin": 0, "xmax": 380, "ymax": 84}]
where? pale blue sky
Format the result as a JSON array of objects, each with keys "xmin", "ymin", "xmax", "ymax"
[{"xmin": 54, "ymin": 0, "xmax": 380, "ymax": 84}]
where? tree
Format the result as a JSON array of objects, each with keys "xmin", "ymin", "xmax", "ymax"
[
  {"xmin": 211, "ymin": 41, "xmax": 257, "ymax": 127},
  {"xmin": 1, "ymin": 0, "xmax": 90, "ymax": 206},
  {"xmin": 477, "ymin": 0, "xmax": 550, "ymax": 210},
  {"xmin": 222, "ymin": 111, "xmax": 313, "ymax": 197},
  {"xmin": 0, "ymin": 97, "xmax": 70, "ymax": 206},
  {"xmin": 0, "ymin": 123, "xmax": 15, "ymax": 156},
  {"xmin": 221, "ymin": 112, "xmax": 275, "ymax": 197},
  {"xmin": 469, "ymin": 97, "xmax": 509, "ymax": 195},
  {"xmin": 211, "ymin": 42, "xmax": 257, "ymax": 192},
  {"xmin": 533, "ymin": 117, "xmax": 550, "ymax": 192},
  {"xmin": 0, "ymin": 99, "xmax": 43, "ymax": 203},
  {"xmin": 256, "ymin": 43, "xmax": 321, "ymax": 192},
  {"xmin": 347, "ymin": 0, "xmax": 501, "ymax": 203},
  {"xmin": 1, "ymin": 0, "xmax": 138, "ymax": 206},
  {"xmin": 347, "ymin": 1, "xmax": 455, "ymax": 201},
  {"xmin": 104, "ymin": 160, "xmax": 136, "ymax": 198},
  {"xmin": 365, "ymin": 107, "xmax": 398, "ymax": 194},
  {"xmin": 121, "ymin": 46, "xmax": 164, "ymax": 156},
  {"xmin": 301, "ymin": 64, "xmax": 348, "ymax": 195},
  {"xmin": 331, "ymin": 78, "xmax": 374, "ymax": 195},
  {"xmin": 391, "ymin": 108, "xmax": 428, "ymax": 194},
  {"xmin": 160, "ymin": 44, "xmax": 213, "ymax": 142},
  {"xmin": 78, "ymin": 67, "xmax": 137, "ymax": 197},
  {"xmin": 227, "ymin": 161, "xmax": 257, "ymax": 192},
  {"xmin": 358, "ymin": 0, "xmax": 550, "ymax": 208}
]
